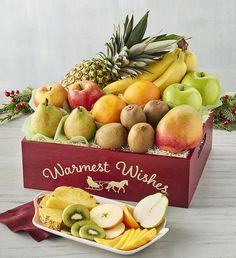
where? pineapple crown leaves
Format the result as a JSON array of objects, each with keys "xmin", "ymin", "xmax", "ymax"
[{"xmin": 98, "ymin": 11, "xmax": 185, "ymax": 78}]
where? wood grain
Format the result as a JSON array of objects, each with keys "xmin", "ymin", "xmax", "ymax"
[{"xmin": 0, "ymin": 116, "xmax": 236, "ymax": 258}]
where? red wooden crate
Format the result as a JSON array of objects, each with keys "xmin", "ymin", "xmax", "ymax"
[{"xmin": 21, "ymin": 113, "xmax": 213, "ymax": 208}]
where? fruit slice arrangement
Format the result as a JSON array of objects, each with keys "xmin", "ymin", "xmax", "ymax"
[
  {"xmin": 38, "ymin": 186, "xmax": 168, "ymax": 251},
  {"xmin": 22, "ymin": 12, "xmax": 223, "ymax": 155}
]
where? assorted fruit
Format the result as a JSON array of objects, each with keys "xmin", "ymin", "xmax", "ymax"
[
  {"xmin": 23, "ymin": 12, "xmax": 223, "ymax": 155},
  {"xmin": 38, "ymin": 186, "xmax": 168, "ymax": 251}
]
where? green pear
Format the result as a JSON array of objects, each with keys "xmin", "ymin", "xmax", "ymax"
[
  {"xmin": 64, "ymin": 107, "xmax": 96, "ymax": 140},
  {"xmin": 31, "ymin": 98, "xmax": 63, "ymax": 138}
]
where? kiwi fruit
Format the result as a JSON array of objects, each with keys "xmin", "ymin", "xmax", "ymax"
[
  {"xmin": 120, "ymin": 104, "xmax": 146, "ymax": 130},
  {"xmin": 62, "ymin": 204, "xmax": 90, "ymax": 228},
  {"xmin": 79, "ymin": 224, "xmax": 106, "ymax": 241},
  {"xmin": 71, "ymin": 220, "xmax": 97, "ymax": 237},
  {"xmin": 95, "ymin": 123, "xmax": 127, "ymax": 149},
  {"xmin": 128, "ymin": 123, "xmax": 155, "ymax": 153},
  {"xmin": 144, "ymin": 100, "xmax": 169, "ymax": 128}
]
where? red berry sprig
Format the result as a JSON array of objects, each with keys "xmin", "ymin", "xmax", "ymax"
[
  {"xmin": 15, "ymin": 103, "xmax": 25, "ymax": 109},
  {"xmin": 1, "ymin": 87, "xmax": 33, "ymax": 123},
  {"xmin": 223, "ymin": 95, "xmax": 229, "ymax": 100},
  {"xmin": 214, "ymin": 93, "xmax": 236, "ymax": 131},
  {"xmin": 223, "ymin": 119, "xmax": 230, "ymax": 125},
  {"xmin": 232, "ymin": 107, "xmax": 236, "ymax": 115}
]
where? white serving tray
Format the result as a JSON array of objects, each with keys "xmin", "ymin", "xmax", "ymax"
[{"xmin": 33, "ymin": 191, "xmax": 169, "ymax": 255}]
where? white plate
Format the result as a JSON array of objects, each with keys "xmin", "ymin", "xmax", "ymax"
[{"xmin": 32, "ymin": 191, "xmax": 169, "ymax": 255}]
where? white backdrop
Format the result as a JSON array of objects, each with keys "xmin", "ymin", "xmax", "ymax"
[{"xmin": 0, "ymin": 0, "xmax": 235, "ymax": 94}]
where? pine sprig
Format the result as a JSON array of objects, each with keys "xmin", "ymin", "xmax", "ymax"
[
  {"xmin": 0, "ymin": 87, "xmax": 34, "ymax": 124},
  {"xmin": 213, "ymin": 93, "xmax": 236, "ymax": 131}
]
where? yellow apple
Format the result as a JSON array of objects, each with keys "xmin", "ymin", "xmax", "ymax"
[{"xmin": 34, "ymin": 83, "xmax": 68, "ymax": 108}]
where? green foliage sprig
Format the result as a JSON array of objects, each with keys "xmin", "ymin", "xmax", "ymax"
[
  {"xmin": 213, "ymin": 93, "xmax": 236, "ymax": 131},
  {"xmin": 0, "ymin": 87, "xmax": 34, "ymax": 124}
]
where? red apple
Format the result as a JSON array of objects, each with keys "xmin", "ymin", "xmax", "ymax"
[
  {"xmin": 68, "ymin": 81, "xmax": 103, "ymax": 111},
  {"xmin": 34, "ymin": 83, "xmax": 68, "ymax": 108}
]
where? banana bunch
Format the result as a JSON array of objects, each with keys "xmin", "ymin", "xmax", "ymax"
[{"xmin": 103, "ymin": 48, "xmax": 197, "ymax": 95}]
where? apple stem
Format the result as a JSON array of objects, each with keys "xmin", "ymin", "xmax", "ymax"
[
  {"xmin": 196, "ymin": 71, "xmax": 206, "ymax": 78},
  {"xmin": 49, "ymin": 87, "xmax": 52, "ymax": 91},
  {"xmin": 45, "ymin": 98, "xmax": 49, "ymax": 106}
]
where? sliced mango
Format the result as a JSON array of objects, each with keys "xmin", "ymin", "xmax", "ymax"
[{"xmin": 94, "ymin": 234, "xmax": 123, "ymax": 247}]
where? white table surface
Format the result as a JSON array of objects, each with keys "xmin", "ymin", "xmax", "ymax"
[{"xmin": 0, "ymin": 116, "xmax": 236, "ymax": 258}]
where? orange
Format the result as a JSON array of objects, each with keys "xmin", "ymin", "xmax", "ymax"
[
  {"xmin": 92, "ymin": 94, "xmax": 126, "ymax": 124},
  {"xmin": 123, "ymin": 205, "xmax": 140, "ymax": 229},
  {"xmin": 124, "ymin": 80, "xmax": 160, "ymax": 105}
]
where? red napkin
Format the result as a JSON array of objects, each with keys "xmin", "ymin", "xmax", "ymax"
[{"xmin": 0, "ymin": 200, "xmax": 52, "ymax": 242}]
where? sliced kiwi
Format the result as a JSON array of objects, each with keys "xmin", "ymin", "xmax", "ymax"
[
  {"xmin": 79, "ymin": 224, "xmax": 106, "ymax": 241},
  {"xmin": 62, "ymin": 204, "xmax": 90, "ymax": 228},
  {"xmin": 71, "ymin": 220, "xmax": 97, "ymax": 237}
]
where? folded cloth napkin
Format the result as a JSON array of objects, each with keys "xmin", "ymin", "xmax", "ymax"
[{"xmin": 0, "ymin": 201, "xmax": 51, "ymax": 242}]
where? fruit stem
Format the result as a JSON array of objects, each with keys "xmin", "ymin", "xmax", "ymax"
[
  {"xmin": 49, "ymin": 87, "xmax": 52, "ymax": 91},
  {"xmin": 196, "ymin": 71, "xmax": 206, "ymax": 78},
  {"xmin": 45, "ymin": 98, "xmax": 49, "ymax": 106},
  {"xmin": 177, "ymin": 38, "xmax": 188, "ymax": 51},
  {"xmin": 178, "ymin": 84, "xmax": 185, "ymax": 91}
]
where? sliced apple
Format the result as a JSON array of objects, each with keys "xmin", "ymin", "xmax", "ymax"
[
  {"xmin": 105, "ymin": 222, "xmax": 125, "ymax": 239},
  {"xmin": 133, "ymin": 193, "xmax": 168, "ymax": 228},
  {"xmin": 123, "ymin": 205, "xmax": 140, "ymax": 229},
  {"xmin": 90, "ymin": 203, "xmax": 123, "ymax": 229}
]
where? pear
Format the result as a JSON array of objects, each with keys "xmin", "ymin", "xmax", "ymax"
[
  {"xmin": 31, "ymin": 98, "xmax": 63, "ymax": 138},
  {"xmin": 133, "ymin": 193, "xmax": 168, "ymax": 228},
  {"xmin": 64, "ymin": 106, "xmax": 96, "ymax": 141},
  {"xmin": 156, "ymin": 105, "xmax": 203, "ymax": 153}
]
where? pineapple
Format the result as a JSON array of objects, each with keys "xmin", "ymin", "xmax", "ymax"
[
  {"xmin": 45, "ymin": 186, "xmax": 98, "ymax": 210},
  {"xmin": 38, "ymin": 194, "xmax": 63, "ymax": 230},
  {"xmin": 61, "ymin": 12, "xmax": 183, "ymax": 89}
]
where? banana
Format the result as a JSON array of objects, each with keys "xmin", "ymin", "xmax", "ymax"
[
  {"xmin": 102, "ymin": 48, "xmax": 180, "ymax": 95},
  {"xmin": 153, "ymin": 50, "xmax": 187, "ymax": 94},
  {"xmin": 184, "ymin": 49, "xmax": 197, "ymax": 72},
  {"xmin": 103, "ymin": 77, "xmax": 136, "ymax": 95},
  {"xmin": 138, "ymin": 47, "xmax": 180, "ymax": 81}
]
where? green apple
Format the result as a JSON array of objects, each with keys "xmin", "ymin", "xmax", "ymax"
[
  {"xmin": 182, "ymin": 71, "xmax": 221, "ymax": 106},
  {"xmin": 162, "ymin": 83, "xmax": 202, "ymax": 111}
]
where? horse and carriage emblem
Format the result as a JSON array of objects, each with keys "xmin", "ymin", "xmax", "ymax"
[{"xmin": 86, "ymin": 176, "xmax": 128, "ymax": 193}]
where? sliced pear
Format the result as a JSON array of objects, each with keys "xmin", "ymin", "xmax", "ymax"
[
  {"xmin": 105, "ymin": 222, "xmax": 125, "ymax": 239},
  {"xmin": 133, "ymin": 193, "xmax": 168, "ymax": 228},
  {"xmin": 90, "ymin": 203, "xmax": 123, "ymax": 229}
]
